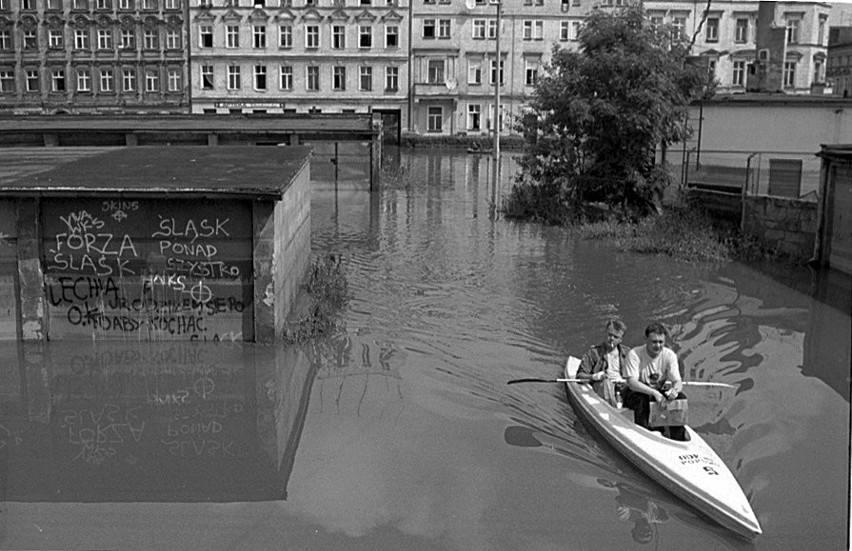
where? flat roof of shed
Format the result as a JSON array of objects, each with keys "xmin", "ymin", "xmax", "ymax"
[{"xmin": 0, "ymin": 146, "xmax": 312, "ymax": 199}]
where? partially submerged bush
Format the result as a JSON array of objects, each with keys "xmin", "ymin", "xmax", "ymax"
[{"xmin": 284, "ymin": 254, "xmax": 349, "ymax": 342}]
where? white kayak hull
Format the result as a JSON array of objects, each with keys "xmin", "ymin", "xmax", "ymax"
[{"xmin": 564, "ymin": 357, "xmax": 761, "ymax": 539}]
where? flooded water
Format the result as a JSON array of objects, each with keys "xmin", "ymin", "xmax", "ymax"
[{"xmin": 1, "ymin": 150, "xmax": 850, "ymax": 551}]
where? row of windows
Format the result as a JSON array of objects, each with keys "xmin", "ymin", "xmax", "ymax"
[
  {"xmin": 1, "ymin": 0, "xmax": 180, "ymax": 10},
  {"xmin": 200, "ymin": 63, "xmax": 399, "ymax": 91},
  {"xmin": 425, "ymin": 104, "xmax": 504, "ymax": 133},
  {"xmin": 0, "ymin": 28, "xmax": 182, "ymax": 50},
  {"xmin": 723, "ymin": 59, "xmax": 824, "ymax": 88},
  {"xmin": 198, "ymin": 23, "xmax": 399, "ymax": 49},
  {"xmin": 0, "ymin": 66, "xmax": 182, "ymax": 92},
  {"xmin": 649, "ymin": 14, "xmax": 827, "ymax": 47},
  {"xmin": 417, "ymin": 58, "xmax": 543, "ymax": 86}
]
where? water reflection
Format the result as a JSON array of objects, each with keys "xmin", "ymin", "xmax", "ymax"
[{"xmin": 0, "ymin": 341, "xmax": 314, "ymax": 502}]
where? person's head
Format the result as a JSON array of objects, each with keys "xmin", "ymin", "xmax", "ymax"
[
  {"xmin": 631, "ymin": 519, "xmax": 654, "ymax": 544},
  {"xmin": 603, "ymin": 319, "xmax": 626, "ymax": 351},
  {"xmin": 643, "ymin": 322, "xmax": 669, "ymax": 358}
]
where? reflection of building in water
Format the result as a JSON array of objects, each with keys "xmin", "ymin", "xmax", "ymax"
[{"xmin": 0, "ymin": 341, "xmax": 315, "ymax": 502}]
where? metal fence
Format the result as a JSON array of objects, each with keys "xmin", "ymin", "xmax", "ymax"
[{"xmin": 671, "ymin": 149, "xmax": 822, "ymax": 201}]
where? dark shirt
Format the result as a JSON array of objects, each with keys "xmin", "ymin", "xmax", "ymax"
[{"xmin": 577, "ymin": 343, "xmax": 629, "ymax": 379}]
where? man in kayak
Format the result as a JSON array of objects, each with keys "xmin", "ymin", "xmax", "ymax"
[
  {"xmin": 576, "ymin": 319, "xmax": 629, "ymax": 406},
  {"xmin": 622, "ymin": 322, "xmax": 687, "ymax": 441}
]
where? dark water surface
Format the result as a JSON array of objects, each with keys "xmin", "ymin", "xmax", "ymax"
[{"xmin": 1, "ymin": 151, "xmax": 850, "ymax": 551}]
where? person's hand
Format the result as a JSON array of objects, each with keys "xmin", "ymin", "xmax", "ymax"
[
  {"xmin": 665, "ymin": 388, "xmax": 678, "ymax": 400},
  {"xmin": 651, "ymin": 390, "xmax": 665, "ymax": 403},
  {"xmin": 592, "ymin": 372, "xmax": 605, "ymax": 382}
]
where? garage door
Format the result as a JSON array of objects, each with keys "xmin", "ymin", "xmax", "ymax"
[{"xmin": 768, "ymin": 159, "xmax": 802, "ymax": 198}]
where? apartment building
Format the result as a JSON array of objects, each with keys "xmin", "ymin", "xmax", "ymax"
[
  {"xmin": 0, "ymin": 0, "xmax": 189, "ymax": 115},
  {"xmin": 827, "ymin": 26, "xmax": 852, "ymax": 96},
  {"xmin": 188, "ymin": 0, "xmax": 409, "ymax": 129},
  {"xmin": 410, "ymin": 0, "xmax": 592, "ymax": 135}
]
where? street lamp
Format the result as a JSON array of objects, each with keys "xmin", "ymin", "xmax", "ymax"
[{"xmin": 492, "ymin": 0, "xmax": 501, "ymax": 193}]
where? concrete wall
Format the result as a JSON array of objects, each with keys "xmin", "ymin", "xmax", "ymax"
[
  {"xmin": 743, "ymin": 195, "xmax": 818, "ymax": 259},
  {"xmin": 0, "ymin": 200, "xmax": 18, "ymax": 340}
]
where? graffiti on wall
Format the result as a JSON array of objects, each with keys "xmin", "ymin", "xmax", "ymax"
[{"xmin": 42, "ymin": 199, "xmax": 253, "ymax": 341}]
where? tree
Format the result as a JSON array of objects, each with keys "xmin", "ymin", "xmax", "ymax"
[{"xmin": 512, "ymin": 4, "xmax": 710, "ymax": 220}]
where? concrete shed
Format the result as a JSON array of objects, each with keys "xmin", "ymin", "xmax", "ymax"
[
  {"xmin": 0, "ymin": 146, "xmax": 312, "ymax": 343},
  {"xmin": 814, "ymin": 144, "xmax": 852, "ymax": 275}
]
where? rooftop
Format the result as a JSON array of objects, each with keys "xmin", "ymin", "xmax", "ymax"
[{"xmin": 0, "ymin": 146, "xmax": 312, "ymax": 199}]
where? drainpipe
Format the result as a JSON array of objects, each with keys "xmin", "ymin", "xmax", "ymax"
[{"xmin": 742, "ymin": 152, "xmax": 758, "ymax": 232}]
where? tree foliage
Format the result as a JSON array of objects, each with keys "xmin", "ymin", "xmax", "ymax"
[{"xmin": 510, "ymin": 5, "xmax": 710, "ymax": 220}]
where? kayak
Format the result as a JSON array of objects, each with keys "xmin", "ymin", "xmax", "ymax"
[{"xmin": 564, "ymin": 356, "xmax": 762, "ymax": 539}]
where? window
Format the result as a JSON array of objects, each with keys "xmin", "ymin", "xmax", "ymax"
[
  {"xmin": 100, "ymin": 68, "xmax": 114, "ymax": 92},
  {"xmin": 227, "ymin": 65, "xmax": 240, "ymax": 89},
  {"xmin": 199, "ymin": 25, "xmax": 214, "ymax": 48},
  {"xmin": 735, "ymin": 18, "xmax": 748, "ymax": 43},
  {"xmin": 305, "ymin": 25, "xmax": 319, "ymax": 48},
  {"xmin": 279, "ymin": 25, "xmax": 292, "ymax": 48},
  {"xmin": 523, "ymin": 20, "xmax": 543, "ymax": 40},
  {"xmin": 122, "ymin": 68, "xmax": 136, "ymax": 91},
  {"xmin": 96, "ymin": 0, "xmax": 111, "ymax": 9},
  {"xmin": 0, "ymin": 68, "xmax": 13, "ymax": 94},
  {"xmin": 571, "ymin": 21, "xmax": 580, "ymax": 40},
  {"xmin": 145, "ymin": 69, "xmax": 159, "ymax": 91},
  {"xmin": 427, "ymin": 106, "xmax": 442, "ymax": 132},
  {"xmin": 47, "ymin": 0, "xmax": 62, "ymax": 9},
  {"xmin": 26, "ymin": 69, "xmax": 39, "ymax": 92},
  {"xmin": 559, "ymin": 21, "xmax": 569, "ymax": 41},
  {"xmin": 385, "ymin": 25, "xmax": 398, "ymax": 48},
  {"xmin": 385, "ymin": 65, "xmax": 398, "ymax": 91},
  {"xmin": 98, "ymin": 29, "xmax": 113, "ymax": 50},
  {"xmin": 332, "ymin": 25, "xmax": 345, "ymax": 49},
  {"xmin": 427, "ymin": 59, "xmax": 444, "ymax": 84},
  {"xmin": 525, "ymin": 59, "xmax": 538, "ymax": 86},
  {"xmin": 73, "ymin": 0, "xmax": 89, "ymax": 8},
  {"xmin": 143, "ymin": 29, "xmax": 158, "ymax": 49},
  {"xmin": 306, "ymin": 65, "xmax": 319, "ymax": 90},
  {"xmin": 21, "ymin": 0, "xmax": 35, "ymax": 8},
  {"xmin": 121, "ymin": 29, "xmax": 135, "ymax": 48},
  {"xmin": 201, "ymin": 65, "xmax": 213, "ymax": 89},
  {"xmin": 490, "ymin": 59, "xmax": 503, "ymax": 85},
  {"xmin": 0, "ymin": 70, "xmax": 13, "ymax": 93},
  {"xmin": 672, "ymin": 16, "xmax": 686, "ymax": 40},
  {"xmin": 473, "ymin": 20, "xmax": 486, "ymax": 39},
  {"xmin": 166, "ymin": 29, "xmax": 180, "ymax": 49},
  {"xmin": 783, "ymin": 61, "xmax": 796, "ymax": 88},
  {"xmin": 468, "ymin": 60, "xmax": 481, "ymax": 84},
  {"xmin": 438, "ymin": 20, "xmax": 450, "ymax": 39},
  {"xmin": 0, "ymin": 31, "xmax": 10, "ymax": 50},
  {"xmin": 487, "ymin": 20, "xmax": 497, "ymax": 38},
  {"xmin": 423, "ymin": 20, "xmax": 435, "ymax": 39},
  {"xmin": 77, "ymin": 67, "xmax": 92, "ymax": 92},
  {"xmin": 732, "ymin": 60, "xmax": 745, "ymax": 87},
  {"xmin": 650, "ymin": 16, "xmax": 663, "ymax": 32},
  {"xmin": 52, "ymin": 68, "xmax": 66, "ymax": 92},
  {"xmin": 142, "ymin": 0, "xmax": 157, "ymax": 9},
  {"xmin": 226, "ymin": 25, "xmax": 239, "ymax": 48},
  {"xmin": 75, "ymin": 30, "xmax": 90, "ymax": 50},
  {"xmin": 23, "ymin": 30, "xmax": 36, "ymax": 49},
  {"xmin": 359, "ymin": 65, "xmax": 372, "ymax": 90},
  {"xmin": 253, "ymin": 25, "xmax": 266, "ymax": 48},
  {"xmin": 48, "ymin": 29, "xmax": 64, "ymax": 49},
  {"xmin": 813, "ymin": 59, "xmax": 824, "ymax": 83},
  {"xmin": 705, "ymin": 17, "xmax": 718, "ymax": 42},
  {"xmin": 818, "ymin": 17, "xmax": 826, "ymax": 46},
  {"xmin": 254, "ymin": 65, "xmax": 266, "ymax": 90},
  {"xmin": 467, "ymin": 104, "xmax": 481, "ymax": 131},
  {"xmin": 165, "ymin": 0, "xmax": 180, "ymax": 8},
  {"xmin": 119, "ymin": 0, "xmax": 134, "ymax": 8},
  {"xmin": 280, "ymin": 65, "xmax": 292, "ymax": 90},
  {"xmin": 333, "ymin": 66, "xmax": 346, "ymax": 90},
  {"xmin": 359, "ymin": 25, "xmax": 371, "ymax": 48},
  {"xmin": 786, "ymin": 18, "xmax": 800, "ymax": 44}
]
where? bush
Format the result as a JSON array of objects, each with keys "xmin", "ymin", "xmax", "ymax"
[{"xmin": 284, "ymin": 254, "xmax": 349, "ymax": 342}]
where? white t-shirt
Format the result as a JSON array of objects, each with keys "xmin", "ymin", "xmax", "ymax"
[
  {"xmin": 623, "ymin": 346, "xmax": 681, "ymax": 387},
  {"xmin": 605, "ymin": 348, "xmax": 622, "ymax": 379}
]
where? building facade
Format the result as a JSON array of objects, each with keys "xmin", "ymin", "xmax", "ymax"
[
  {"xmin": 0, "ymin": 0, "xmax": 189, "ymax": 115},
  {"xmin": 187, "ymin": 0, "xmax": 409, "ymax": 131},
  {"xmin": 827, "ymin": 26, "xmax": 852, "ymax": 96}
]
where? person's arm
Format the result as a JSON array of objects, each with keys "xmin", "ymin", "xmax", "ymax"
[
  {"xmin": 576, "ymin": 348, "xmax": 604, "ymax": 382},
  {"xmin": 664, "ymin": 350, "xmax": 683, "ymax": 399}
]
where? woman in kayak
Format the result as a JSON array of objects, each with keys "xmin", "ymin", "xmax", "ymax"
[
  {"xmin": 622, "ymin": 322, "xmax": 687, "ymax": 441},
  {"xmin": 575, "ymin": 319, "xmax": 629, "ymax": 406}
]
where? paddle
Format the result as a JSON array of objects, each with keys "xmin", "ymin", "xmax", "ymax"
[{"xmin": 506, "ymin": 377, "xmax": 737, "ymax": 389}]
